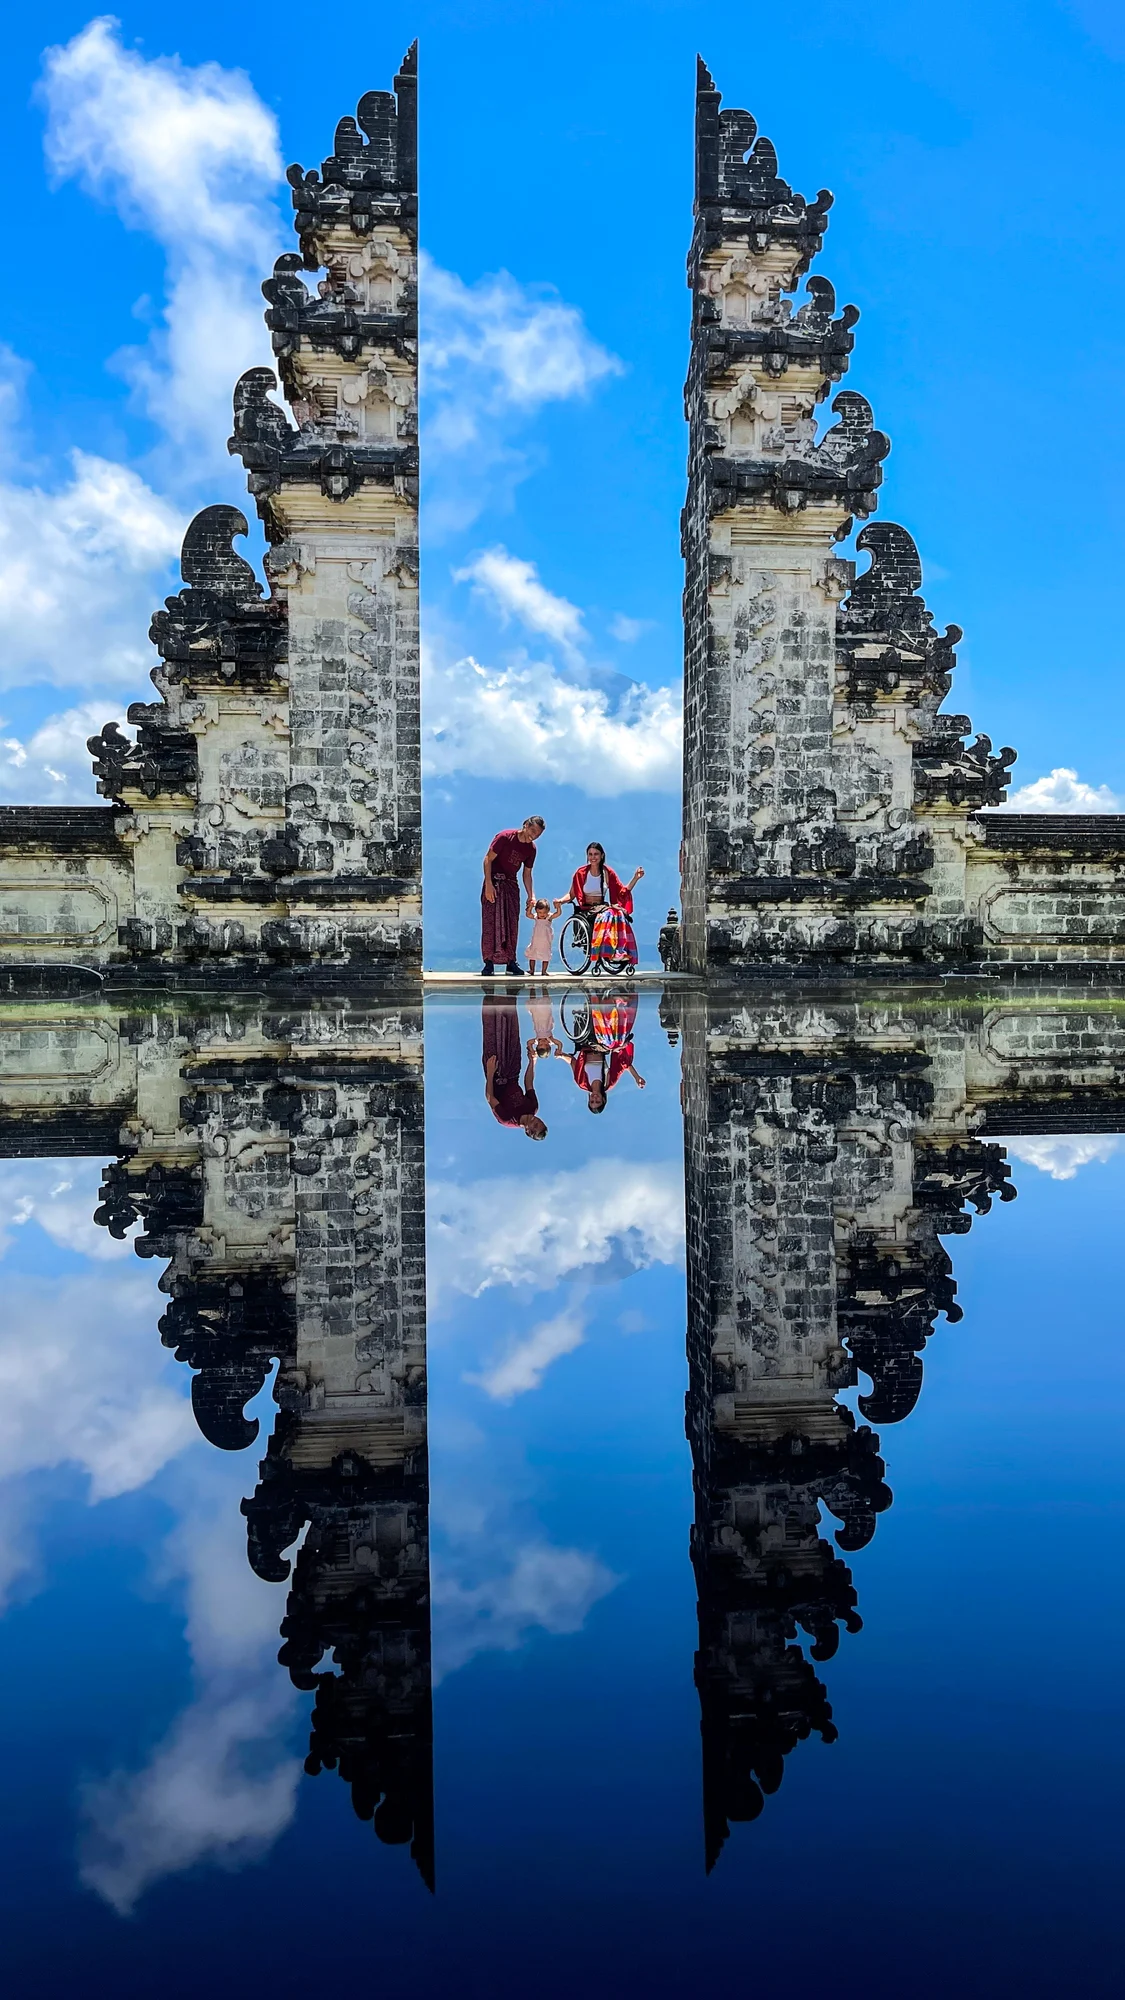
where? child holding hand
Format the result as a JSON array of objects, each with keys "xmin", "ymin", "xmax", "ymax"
[{"xmin": 527, "ymin": 898, "xmax": 561, "ymax": 975}]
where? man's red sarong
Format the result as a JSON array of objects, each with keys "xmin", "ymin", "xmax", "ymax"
[{"xmin": 481, "ymin": 828, "xmax": 536, "ymax": 963}]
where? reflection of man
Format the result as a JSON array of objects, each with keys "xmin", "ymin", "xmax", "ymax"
[
  {"xmin": 481, "ymin": 815, "xmax": 545, "ymax": 976},
  {"xmin": 482, "ymin": 993, "xmax": 547, "ymax": 1140}
]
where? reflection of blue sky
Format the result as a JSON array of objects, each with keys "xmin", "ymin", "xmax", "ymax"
[
  {"xmin": 0, "ymin": 1163, "xmax": 305, "ymax": 1912},
  {"xmin": 1, "ymin": 1004, "xmax": 1123, "ymax": 1987},
  {"xmin": 425, "ymin": 994, "xmax": 685, "ymax": 1681}
]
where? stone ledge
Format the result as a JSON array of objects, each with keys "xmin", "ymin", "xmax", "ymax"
[
  {"xmin": 0, "ymin": 806, "xmax": 129, "ymax": 853},
  {"xmin": 710, "ymin": 875, "xmax": 930, "ymax": 905},
  {"xmin": 972, "ymin": 813, "xmax": 1125, "ymax": 851}
]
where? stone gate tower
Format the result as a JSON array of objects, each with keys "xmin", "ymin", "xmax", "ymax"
[
  {"xmin": 676, "ymin": 60, "xmax": 1125, "ymax": 976},
  {"xmin": 0, "ymin": 49, "xmax": 421, "ymax": 983}
]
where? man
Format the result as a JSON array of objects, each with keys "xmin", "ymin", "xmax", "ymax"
[{"xmin": 481, "ymin": 815, "xmax": 545, "ymax": 976}]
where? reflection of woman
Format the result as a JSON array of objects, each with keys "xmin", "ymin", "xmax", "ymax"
[
  {"xmin": 562, "ymin": 843, "xmax": 645, "ymax": 969},
  {"xmin": 482, "ymin": 993, "xmax": 548, "ymax": 1139},
  {"xmin": 559, "ymin": 993, "xmax": 646, "ymax": 1114}
]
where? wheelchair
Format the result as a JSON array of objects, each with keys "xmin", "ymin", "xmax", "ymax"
[{"xmin": 557, "ymin": 906, "xmax": 637, "ymax": 978}]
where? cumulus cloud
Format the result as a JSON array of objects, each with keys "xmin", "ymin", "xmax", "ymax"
[
  {"xmin": 0, "ymin": 441, "xmax": 182, "ymax": 694},
  {"xmin": 0, "ymin": 1159, "xmax": 136, "ymax": 1261},
  {"xmin": 994, "ymin": 767, "xmax": 1125, "ymax": 813},
  {"xmin": 610, "ymin": 614, "xmax": 654, "ymax": 644},
  {"xmin": 421, "ymin": 253, "xmax": 622, "ymax": 533},
  {"xmin": 1000, "ymin": 1134, "xmax": 1125, "ymax": 1181},
  {"xmin": 79, "ymin": 1457, "xmax": 300, "ymax": 1914},
  {"xmin": 40, "ymin": 16, "xmax": 283, "ymax": 461},
  {"xmin": 422, "ymin": 639, "xmax": 682, "ymax": 795},
  {"xmin": 454, "ymin": 546, "xmax": 586, "ymax": 660},
  {"xmin": 432, "ymin": 1539, "xmax": 619, "ymax": 1681},
  {"xmin": 0, "ymin": 698, "xmax": 130, "ymax": 800},
  {"xmin": 467, "ymin": 1305, "xmax": 588, "ymax": 1402},
  {"xmin": 426, "ymin": 1159, "xmax": 684, "ymax": 1310},
  {"xmin": 0, "ymin": 1267, "xmax": 192, "ymax": 1504}
]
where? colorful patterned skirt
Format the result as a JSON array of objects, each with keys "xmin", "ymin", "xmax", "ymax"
[
  {"xmin": 589, "ymin": 904, "xmax": 638, "ymax": 968},
  {"xmin": 589, "ymin": 995, "xmax": 638, "ymax": 1048}
]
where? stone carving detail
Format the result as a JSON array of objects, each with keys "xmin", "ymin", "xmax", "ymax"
[
  {"xmin": 229, "ymin": 366, "xmax": 415, "ymax": 503},
  {"xmin": 692, "ymin": 58, "xmax": 832, "ymax": 275},
  {"xmin": 149, "ymin": 504, "xmax": 286, "ymax": 687},
  {"xmin": 88, "ymin": 711, "xmax": 197, "ymax": 804},
  {"xmin": 709, "ymin": 389, "xmax": 889, "ymax": 519},
  {"xmin": 287, "ymin": 46, "xmax": 418, "ymax": 261}
]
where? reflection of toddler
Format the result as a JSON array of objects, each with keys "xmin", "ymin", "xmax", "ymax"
[
  {"xmin": 527, "ymin": 898, "xmax": 560, "ymax": 974},
  {"xmin": 527, "ymin": 991, "xmax": 562, "ymax": 1059}
]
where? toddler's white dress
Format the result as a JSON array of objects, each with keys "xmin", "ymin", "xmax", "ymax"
[{"xmin": 528, "ymin": 916, "xmax": 554, "ymax": 963}]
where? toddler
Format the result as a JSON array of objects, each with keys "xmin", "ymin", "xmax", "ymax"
[{"xmin": 527, "ymin": 898, "xmax": 561, "ymax": 974}]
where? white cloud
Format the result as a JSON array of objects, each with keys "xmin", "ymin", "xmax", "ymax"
[
  {"xmin": 422, "ymin": 640, "xmax": 682, "ymax": 795},
  {"xmin": 0, "ymin": 1267, "xmax": 193, "ymax": 1504},
  {"xmin": 994, "ymin": 767, "xmax": 1125, "ymax": 813},
  {"xmin": 0, "ymin": 1159, "xmax": 137, "ymax": 1261},
  {"xmin": 454, "ymin": 546, "xmax": 586, "ymax": 660},
  {"xmin": 610, "ymin": 614, "xmax": 654, "ymax": 644},
  {"xmin": 467, "ymin": 1305, "xmax": 587, "ymax": 1401},
  {"xmin": 0, "ymin": 698, "xmax": 130, "ymax": 800},
  {"xmin": 421, "ymin": 253, "xmax": 622, "ymax": 534},
  {"xmin": 426, "ymin": 1159, "xmax": 684, "ymax": 1309},
  {"xmin": 432, "ymin": 1540, "xmax": 618, "ymax": 1681},
  {"xmin": 40, "ymin": 17, "xmax": 283, "ymax": 461},
  {"xmin": 81, "ymin": 1686, "xmax": 299, "ymax": 1914},
  {"xmin": 79, "ymin": 1448, "xmax": 301, "ymax": 1914},
  {"xmin": 1000, "ymin": 1134, "xmax": 1125, "ymax": 1181},
  {"xmin": 0, "ymin": 443, "xmax": 182, "ymax": 694}
]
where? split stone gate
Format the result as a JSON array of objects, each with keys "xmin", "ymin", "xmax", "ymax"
[{"xmin": 1, "ymin": 48, "xmax": 1123, "ymax": 984}]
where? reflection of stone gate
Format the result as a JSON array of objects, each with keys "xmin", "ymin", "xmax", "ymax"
[
  {"xmin": 0, "ymin": 997, "xmax": 433, "ymax": 1882},
  {"xmin": 669, "ymin": 982, "xmax": 1125, "ymax": 1860}
]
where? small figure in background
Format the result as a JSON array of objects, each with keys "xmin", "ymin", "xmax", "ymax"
[{"xmin": 527, "ymin": 897, "xmax": 561, "ymax": 975}]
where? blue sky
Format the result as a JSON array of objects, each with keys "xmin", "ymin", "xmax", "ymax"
[{"xmin": 2, "ymin": 3, "xmax": 1124, "ymax": 959}]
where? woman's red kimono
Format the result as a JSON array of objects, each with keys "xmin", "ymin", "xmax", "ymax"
[{"xmin": 567, "ymin": 865, "xmax": 638, "ymax": 968}]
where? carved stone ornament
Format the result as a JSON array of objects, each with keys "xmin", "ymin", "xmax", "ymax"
[
  {"xmin": 228, "ymin": 366, "xmax": 416, "ymax": 507},
  {"xmin": 287, "ymin": 44, "xmax": 418, "ymax": 260},
  {"xmin": 837, "ymin": 522, "xmax": 961, "ymax": 711},
  {"xmin": 708, "ymin": 389, "xmax": 890, "ymax": 518},
  {"xmin": 692, "ymin": 58, "xmax": 832, "ymax": 278},
  {"xmin": 148, "ymin": 504, "xmax": 286, "ymax": 686}
]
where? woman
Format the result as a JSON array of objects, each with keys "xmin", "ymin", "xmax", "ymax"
[{"xmin": 562, "ymin": 843, "xmax": 645, "ymax": 970}]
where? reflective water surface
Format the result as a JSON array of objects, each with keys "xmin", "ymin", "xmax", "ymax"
[{"xmin": 0, "ymin": 984, "xmax": 1122, "ymax": 1997}]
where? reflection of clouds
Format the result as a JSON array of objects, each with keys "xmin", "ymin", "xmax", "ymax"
[
  {"xmin": 79, "ymin": 1453, "xmax": 301, "ymax": 1915},
  {"xmin": 1001, "ymin": 1134, "xmax": 1125, "ymax": 1181},
  {"xmin": 0, "ymin": 1183, "xmax": 191, "ymax": 1603},
  {"xmin": 433, "ymin": 1540, "xmax": 619, "ymax": 1682},
  {"xmin": 427, "ymin": 1160, "xmax": 683, "ymax": 1307},
  {"xmin": 0, "ymin": 1270, "xmax": 193, "ymax": 1505},
  {"xmin": 467, "ymin": 1304, "xmax": 587, "ymax": 1401},
  {"xmin": 0, "ymin": 1159, "xmax": 137, "ymax": 1261}
]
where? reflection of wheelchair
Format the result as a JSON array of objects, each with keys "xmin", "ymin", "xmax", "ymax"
[{"xmin": 558, "ymin": 907, "xmax": 636, "ymax": 977}]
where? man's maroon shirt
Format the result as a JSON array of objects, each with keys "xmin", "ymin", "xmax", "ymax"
[{"xmin": 489, "ymin": 829, "xmax": 537, "ymax": 877}]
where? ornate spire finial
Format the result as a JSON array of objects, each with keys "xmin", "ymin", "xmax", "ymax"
[{"xmin": 691, "ymin": 62, "xmax": 832, "ymax": 275}]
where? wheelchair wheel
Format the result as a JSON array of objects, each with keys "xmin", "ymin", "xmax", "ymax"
[
  {"xmin": 559, "ymin": 914, "xmax": 592, "ymax": 974},
  {"xmin": 560, "ymin": 988, "xmax": 591, "ymax": 1044}
]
